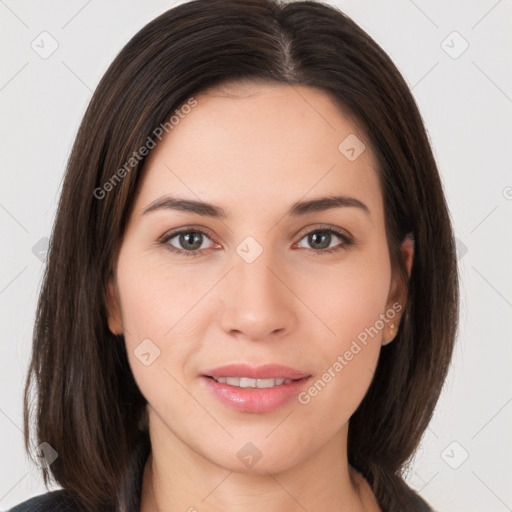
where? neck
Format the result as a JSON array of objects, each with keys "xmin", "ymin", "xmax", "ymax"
[{"xmin": 140, "ymin": 412, "xmax": 379, "ymax": 512}]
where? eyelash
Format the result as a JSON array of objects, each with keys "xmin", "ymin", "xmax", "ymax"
[{"xmin": 158, "ymin": 225, "xmax": 354, "ymax": 258}]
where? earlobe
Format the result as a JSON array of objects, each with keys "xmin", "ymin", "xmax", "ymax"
[
  {"xmin": 382, "ymin": 321, "xmax": 396, "ymax": 346},
  {"xmin": 383, "ymin": 233, "xmax": 415, "ymax": 346},
  {"xmin": 106, "ymin": 278, "xmax": 123, "ymax": 336}
]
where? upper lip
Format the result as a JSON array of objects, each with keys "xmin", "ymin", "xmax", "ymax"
[{"xmin": 201, "ymin": 363, "xmax": 310, "ymax": 380}]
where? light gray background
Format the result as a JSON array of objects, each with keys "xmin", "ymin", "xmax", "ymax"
[{"xmin": 1, "ymin": 1, "xmax": 511, "ymax": 511}]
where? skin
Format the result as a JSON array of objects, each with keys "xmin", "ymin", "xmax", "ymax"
[{"xmin": 107, "ymin": 82, "xmax": 414, "ymax": 512}]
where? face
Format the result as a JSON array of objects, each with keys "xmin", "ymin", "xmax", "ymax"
[{"xmin": 107, "ymin": 82, "xmax": 413, "ymax": 474}]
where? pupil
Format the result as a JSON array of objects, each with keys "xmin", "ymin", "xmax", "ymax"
[
  {"xmin": 311, "ymin": 231, "xmax": 329, "ymax": 249},
  {"xmin": 182, "ymin": 232, "xmax": 201, "ymax": 250}
]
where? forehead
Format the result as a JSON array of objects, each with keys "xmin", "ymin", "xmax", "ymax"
[{"xmin": 134, "ymin": 82, "xmax": 382, "ymax": 219}]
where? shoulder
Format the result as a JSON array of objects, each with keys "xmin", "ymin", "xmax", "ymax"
[{"xmin": 6, "ymin": 489, "xmax": 85, "ymax": 512}]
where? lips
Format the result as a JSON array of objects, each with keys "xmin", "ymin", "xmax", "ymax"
[
  {"xmin": 200, "ymin": 363, "xmax": 312, "ymax": 413},
  {"xmin": 201, "ymin": 363, "xmax": 310, "ymax": 381}
]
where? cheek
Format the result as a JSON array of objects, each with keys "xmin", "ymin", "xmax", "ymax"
[
  {"xmin": 295, "ymin": 291, "xmax": 387, "ymax": 435},
  {"xmin": 114, "ymin": 253, "xmax": 207, "ymax": 397},
  {"xmin": 296, "ymin": 251, "xmax": 391, "ymax": 411},
  {"xmin": 117, "ymin": 250, "xmax": 212, "ymax": 340},
  {"xmin": 305, "ymin": 250, "xmax": 391, "ymax": 348},
  {"xmin": 115, "ymin": 258, "xmax": 216, "ymax": 449}
]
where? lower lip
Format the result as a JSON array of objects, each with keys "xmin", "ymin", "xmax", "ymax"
[{"xmin": 201, "ymin": 376, "xmax": 311, "ymax": 413}]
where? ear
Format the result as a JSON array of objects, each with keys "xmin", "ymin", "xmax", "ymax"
[
  {"xmin": 382, "ymin": 233, "xmax": 414, "ymax": 346},
  {"xmin": 106, "ymin": 276, "xmax": 124, "ymax": 336}
]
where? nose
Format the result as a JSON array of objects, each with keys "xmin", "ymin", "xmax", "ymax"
[{"xmin": 218, "ymin": 248, "xmax": 298, "ymax": 342}]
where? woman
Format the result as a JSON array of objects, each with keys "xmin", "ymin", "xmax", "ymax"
[{"xmin": 10, "ymin": 0, "xmax": 458, "ymax": 511}]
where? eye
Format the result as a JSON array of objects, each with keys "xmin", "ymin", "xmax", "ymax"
[
  {"xmin": 159, "ymin": 226, "xmax": 353, "ymax": 258},
  {"xmin": 160, "ymin": 229, "xmax": 218, "ymax": 258},
  {"xmin": 295, "ymin": 227, "xmax": 353, "ymax": 256}
]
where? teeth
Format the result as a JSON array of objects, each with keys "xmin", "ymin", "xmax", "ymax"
[{"xmin": 214, "ymin": 376, "xmax": 293, "ymax": 388}]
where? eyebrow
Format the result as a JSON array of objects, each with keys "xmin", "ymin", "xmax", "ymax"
[{"xmin": 142, "ymin": 194, "xmax": 370, "ymax": 218}]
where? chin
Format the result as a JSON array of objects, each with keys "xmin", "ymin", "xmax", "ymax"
[{"xmin": 199, "ymin": 435, "xmax": 314, "ymax": 475}]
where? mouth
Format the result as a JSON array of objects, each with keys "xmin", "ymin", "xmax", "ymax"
[
  {"xmin": 201, "ymin": 362, "xmax": 310, "ymax": 381},
  {"xmin": 205, "ymin": 375, "xmax": 300, "ymax": 388},
  {"xmin": 200, "ymin": 363, "xmax": 312, "ymax": 413}
]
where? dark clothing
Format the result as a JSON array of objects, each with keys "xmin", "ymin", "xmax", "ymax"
[
  {"xmin": 6, "ymin": 489, "xmax": 84, "ymax": 512},
  {"xmin": 7, "ymin": 484, "xmax": 434, "ymax": 512}
]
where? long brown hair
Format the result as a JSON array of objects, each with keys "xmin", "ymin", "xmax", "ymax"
[{"xmin": 23, "ymin": 1, "xmax": 459, "ymax": 511}]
